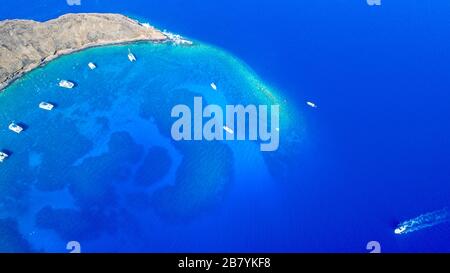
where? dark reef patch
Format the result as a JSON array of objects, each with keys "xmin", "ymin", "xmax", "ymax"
[
  {"xmin": 35, "ymin": 205, "xmax": 123, "ymax": 241},
  {"xmin": 34, "ymin": 115, "xmax": 94, "ymax": 191},
  {"xmin": 151, "ymin": 141, "xmax": 234, "ymax": 222},
  {"xmin": 134, "ymin": 146, "xmax": 172, "ymax": 186},
  {"xmin": 0, "ymin": 218, "xmax": 32, "ymax": 252},
  {"xmin": 139, "ymin": 87, "xmax": 235, "ymax": 221},
  {"xmin": 68, "ymin": 131, "xmax": 143, "ymax": 209},
  {"xmin": 0, "ymin": 149, "xmax": 34, "ymax": 213},
  {"xmin": 125, "ymin": 192, "xmax": 152, "ymax": 211}
]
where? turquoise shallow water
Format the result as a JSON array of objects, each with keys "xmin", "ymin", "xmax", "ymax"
[{"xmin": 0, "ymin": 41, "xmax": 303, "ymax": 252}]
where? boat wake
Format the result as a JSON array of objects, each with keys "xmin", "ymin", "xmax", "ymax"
[{"xmin": 394, "ymin": 208, "xmax": 450, "ymax": 235}]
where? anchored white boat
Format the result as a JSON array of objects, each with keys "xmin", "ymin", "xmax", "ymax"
[
  {"xmin": 59, "ymin": 80, "xmax": 74, "ymax": 89},
  {"xmin": 8, "ymin": 122, "xmax": 23, "ymax": 134},
  {"xmin": 88, "ymin": 62, "xmax": 97, "ymax": 70},
  {"xmin": 306, "ymin": 101, "xmax": 317, "ymax": 108},
  {"xmin": 128, "ymin": 50, "xmax": 137, "ymax": 62},
  {"xmin": 39, "ymin": 102, "xmax": 54, "ymax": 111},
  {"xmin": 210, "ymin": 82, "xmax": 217, "ymax": 91},
  {"xmin": 0, "ymin": 151, "xmax": 8, "ymax": 163},
  {"xmin": 223, "ymin": 126, "xmax": 234, "ymax": 134}
]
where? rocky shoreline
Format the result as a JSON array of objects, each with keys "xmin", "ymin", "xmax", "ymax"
[{"xmin": 0, "ymin": 13, "xmax": 167, "ymax": 91}]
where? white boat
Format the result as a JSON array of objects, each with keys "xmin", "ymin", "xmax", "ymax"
[
  {"xmin": 0, "ymin": 152, "xmax": 8, "ymax": 163},
  {"xmin": 8, "ymin": 122, "xmax": 23, "ymax": 134},
  {"xmin": 223, "ymin": 126, "xmax": 234, "ymax": 134},
  {"xmin": 393, "ymin": 208, "xmax": 450, "ymax": 236},
  {"xmin": 88, "ymin": 62, "xmax": 97, "ymax": 70},
  {"xmin": 59, "ymin": 80, "xmax": 74, "ymax": 89},
  {"xmin": 128, "ymin": 50, "xmax": 137, "ymax": 62},
  {"xmin": 210, "ymin": 82, "xmax": 217, "ymax": 91},
  {"xmin": 394, "ymin": 226, "xmax": 407, "ymax": 235},
  {"xmin": 39, "ymin": 102, "xmax": 54, "ymax": 111},
  {"xmin": 306, "ymin": 101, "xmax": 317, "ymax": 108}
]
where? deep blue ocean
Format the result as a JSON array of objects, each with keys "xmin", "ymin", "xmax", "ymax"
[{"xmin": 0, "ymin": 0, "xmax": 450, "ymax": 253}]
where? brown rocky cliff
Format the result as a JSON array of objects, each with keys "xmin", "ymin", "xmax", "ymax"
[{"xmin": 0, "ymin": 13, "xmax": 167, "ymax": 90}]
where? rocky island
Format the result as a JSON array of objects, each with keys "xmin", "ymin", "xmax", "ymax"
[{"xmin": 0, "ymin": 13, "xmax": 167, "ymax": 90}]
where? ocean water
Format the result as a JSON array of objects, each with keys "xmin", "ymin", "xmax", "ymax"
[{"xmin": 0, "ymin": 0, "xmax": 450, "ymax": 253}]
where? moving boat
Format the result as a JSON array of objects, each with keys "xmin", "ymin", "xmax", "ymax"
[
  {"xmin": 394, "ymin": 208, "xmax": 450, "ymax": 235},
  {"xmin": 394, "ymin": 226, "xmax": 407, "ymax": 235},
  {"xmin": 8, "ymin": 122, "xmax": 23, "ymax": 134},
  {"xmin": 210, "ymin": 82, "xmax": 217, "ymax": 91},
  {"xmin": 39, "ymin": 102, "xmax": 54, "ymax": 111},
  {"xmin": 0, "ymin": 151, "xmax": 8, "ymax": 163},
  {"xmin": 59, "ymin": 80, "xmax": 75, "ymax": 89}
]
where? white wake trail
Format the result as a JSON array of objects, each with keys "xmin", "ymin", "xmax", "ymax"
[{"xmin": 395, "ymin": 208, "xmax": 450, "ymax": 235}]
